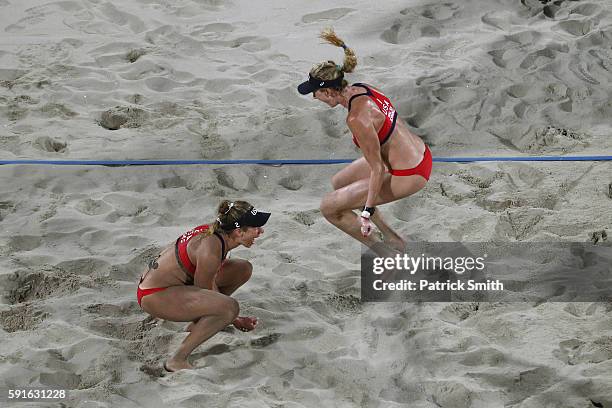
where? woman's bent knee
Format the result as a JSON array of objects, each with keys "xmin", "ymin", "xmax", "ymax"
[
  {"xmin": 331, "ymin": 173, "xmax": 344, "ymax": 190},
  {"xmin": 319, "ymin": 195, "xmax": 336, "ymax": 220},
  {"xmin": 243, "ymin": 261, "xmax": 253, "ymax": 280}
]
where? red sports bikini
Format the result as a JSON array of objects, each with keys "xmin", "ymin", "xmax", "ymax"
[
  {"xmin": 348, "ymin": 83, "xmax": 432, "ymax": 181},
  {"xmin": 137, "ymin": 224, "xmax": 227, "ymax": 306}
]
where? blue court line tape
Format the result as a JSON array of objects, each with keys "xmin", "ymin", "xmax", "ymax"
[{"xmin": 0, "ymin": 156, "xmax": 611, "ymax": 166}]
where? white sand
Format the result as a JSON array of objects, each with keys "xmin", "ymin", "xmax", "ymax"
[{"xmin": 1, "ymin": 0, "xmax": 612, "ymax": 406}]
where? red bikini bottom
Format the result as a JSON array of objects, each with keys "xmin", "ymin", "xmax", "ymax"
[
  {"xmin": 137, "ymin": 260, "xmax": 228, "ymax": 306},
  {"xmin": 389, "ymin": 144, "xmax": 432, "ymax": 180},
  {"xmin": 137, "ymin": 286, "xmax": 167, "ymax": 306}
]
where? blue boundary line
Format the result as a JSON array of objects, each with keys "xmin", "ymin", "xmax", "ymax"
[{"xmin": 0, "ymin": 156, "xmax": 611, "ymax": 166}]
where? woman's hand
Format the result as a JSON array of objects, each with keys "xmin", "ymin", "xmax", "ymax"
[
  {"xmin": 233, "ymin": 316, "xmax": 258, "ymax": 332},
  {"xmin": 360, "ymin": 216, "xmax": 373, "ymax": 237}
]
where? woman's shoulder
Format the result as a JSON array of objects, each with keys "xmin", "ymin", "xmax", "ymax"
[
  {"xmin": 192, "ymin": 231, "xmax": 221, "ymax": 255},
  {"xmin": 347, "ymin": 90, "xmax": 383, "ymax": 121}
]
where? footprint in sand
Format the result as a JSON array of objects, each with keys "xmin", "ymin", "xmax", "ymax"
[
  {"xmin": 125, "ymin": 48, "xmax": 146, "ymax": 63},
  {"xmin": 201, "ymin": 35, "xmax": 271, "ymax": 52},
  {"xmin": 187, "ymin": 120, "xmax": 231, "ymax": 159},
  {"xmin": 88, "ymin": 316, "xmax": 157, "ymax": 341},
  {"xmin": 144, "ymin": 77, "xmax": 190, "ymax": 93},
  {"xmin": 426, "ymin": 381, "xmax": 473, "ymax": 408},
  {"xmin": 157, "ymin": 175, "xmax": 190, "ymax": 189},
  {"xmin": 39, "ymin": 371, "xmax": 81, "ymax": 389},
  {"xmin": 213, "ymin": 168, "xmax": 253, "ymax": 191},
  {"xmin": 88, "ymin": 42, "xmax": 144, "ymax": 68},
  {"xmin": 571, "ymin": 3, "xmax": 602, "ymax": 17},
  {"xmin": 56, "ymin": 258, "xmax": 111, "ymax": 276},
  {"xmin": 381, "ymin": 3, "xmax": 461, "ymax": 44},
  {"xmin": 74, "ymin": 198, "xmax": 112, "ymax": 216},
  {"xmin": 250, "ymin": 333, "xmax": 281, "ymax": 348},
  {"xmin": 290, "ymin": 210, "xmax": 317, "ymax": 227},
  {"xmin": 505, "ymin": 84, "xmax": 531, "ymax": 99},
  {"xmin": 554, "ymin": 337, "xmax": 612, "ymax": 364},
  {"xmin": 119, "ymin": 60, "xmax": 169, "ymax": 81},
  {"xmin": 91, "ymin": 2, "xmax": 146, "ymax": 34},
  {"xmin": 326, "ymin": 294, "xmax": 361, "ymax": 313},
  {"xmin": 556, "ymin": 19, "xmax": 593, "ymax": 37},
  {"xmin": 439, "ymin": 302, "xmax": 480, "ymax": 323},
  {"xmin": 266, "ymin": 112, "xmax": 310, "ymax": 139},
  {"xmin": 459, "ymin": 347, "xmax": 505, "ymax": 366},
  {"xmin": 98, "ymin": 106, "xmax": 149, "ymax": 130},
  {"xmin": 301, "ymin": 8, "xmax": 355, "ymax": 24},
  {"xmin": 0, "ymin": 304, "xmax": 48, "ymax": 332},
  {"xmin": 495, "ymin": 209, "xmax": 545, "ymax": 240},
  {"xmin": 85, "ymin": 302, "xmax": 140, "ymax": 317},
  {"xmin": 0, "ymin": 200, "xmax": 16, "ymax": 221},
  {"xmin": 33, "ymin": 136, "xmax": 67, "ymax": 153},
  {"xmin": 568, "ymin": 57, "xmax": 601, "ymax": 85},
  {"xmin": 407, "ymin": 2, "xmax": 460, "ymax": 20},
  {"xmin": 228, "ymin": 36, "xmax": 271, "ymax": 52},
  {"xmin": 39, "ymin": 103, "xmax": 78, "ymax": 119},
  {"xmin": 191, "ymin": 22, "xmax": 234, "ymax": 37},
  {"xmin": 381, "ymin": 20, "xmax": 440, "ymax": 44},
  {"xmin": 278, "ymin": 172, "xmax": 304, "ymax": 191},
  {"xmin": 5, "ymin": 267, "xmax": 93, "ymax": 304},
  {"xmin": 481, "ymin": 10, "xmax": 522, "ymax": 31},
  {"xmin": 249, "ymin": 68, "xmax": 283, "ymax": 84},
  {"xmin": 8, "ymin": 235, "xmax": 42, "ymax": 252}
]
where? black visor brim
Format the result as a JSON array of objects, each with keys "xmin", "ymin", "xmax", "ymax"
[
  {"xmin": 297, "ymin": 75, "xmax": 344, "ymax": 95},
  {"xmin": 297, "ymin": 81, "xmax": 316, "ymax": 95}
]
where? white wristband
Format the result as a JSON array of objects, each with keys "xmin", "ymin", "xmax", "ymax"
[{"xmin": 361, "ymin": 210, "xmax": 371, "ymax": 219}]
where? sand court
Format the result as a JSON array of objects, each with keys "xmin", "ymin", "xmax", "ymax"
[{"xmin": 1, "ymin": 0, "xmax": 612, "ymax": 406}]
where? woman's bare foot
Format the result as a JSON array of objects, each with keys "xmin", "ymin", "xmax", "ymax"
[
  {"xmin": 233, "ymin": 316, "xmax": 257, "ymax": 332},
  {"xmin": 164, "ymin": 358, "xmax": 193, "ymax": 372}
]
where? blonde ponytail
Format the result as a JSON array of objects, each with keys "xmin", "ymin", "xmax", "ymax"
[{"xmin": 319, "ymin": 27, "xmax": 357, "ymax": 73}]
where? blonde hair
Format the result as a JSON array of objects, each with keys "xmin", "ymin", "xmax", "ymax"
[
  {"xmin": 211, "ymin": 200, "xmax": 252, "ymax": 234},
  {"xmin": 309, "ymin": 28, "xmax": 357, "ymax": 91}
]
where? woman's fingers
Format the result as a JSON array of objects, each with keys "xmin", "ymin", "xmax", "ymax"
[
  {"xmin": 235, "ymin": 316, "xmax": 258, "ymax": 331},
  {"xmin": 360, "ymin": 217, "xmax": 373, "ymax": 237}
]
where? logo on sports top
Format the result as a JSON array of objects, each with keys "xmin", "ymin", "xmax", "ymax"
[
  {"xmin": 320, "ymin": 82, "xmax": 325, "ymax": 86},
  {"xmin": 381, "ymin": 100, "xmax": 395, "ymax": 120},
  {"xmin": 251, "ymin": 208, "xmax": 258, "ymax": 215}
]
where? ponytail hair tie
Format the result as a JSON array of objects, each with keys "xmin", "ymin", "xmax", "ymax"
[
  {"xmin": 341, "ymin": 43, "xmax": 348, "ymax": 50},
  {"xmin": 223, "ymin": 202, "xmax": 234, "ymax": 215}
]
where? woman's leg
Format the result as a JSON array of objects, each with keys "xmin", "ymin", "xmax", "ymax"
[
  {"xmin": 186, "ymin": 259, "xmax": 257, "ymax": 333},
  {"xmin": 140, "ymin": 286, "xmax": 239, "ymax": 371},
  {"xmin": 320, "ymin": 174, "xmax": 427, "ymax": 249},
  {"xmin": 215, "ymin": 258, "xmax": 252, "ymax": 296},
  {"xmin": 215, "ymin": 259, "xmax": 257, "ymax": 331},
  {"xmin": 331, "ymin": 159, "xmax": 406, "ymax": 250},
  {"xmin": 331, "ymin": 157, "xmax": 371, "ymax": 190}
]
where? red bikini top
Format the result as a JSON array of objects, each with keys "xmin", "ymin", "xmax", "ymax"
[
  {"xmin": 348, "ymin": 83, "xmax": 398, "ymax": 148},
  {"xmin": 175, "ymin": 224, "xmax": 226, "ymax": 276}
]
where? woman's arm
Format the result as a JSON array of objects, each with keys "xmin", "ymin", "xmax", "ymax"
[
  {"xmin": 347, "ymin": 114, "xmax": 385, "ymax": 208},
  {"xmin": 193, "ymin": 251, "xmax": 221, "ymax": 290}
]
